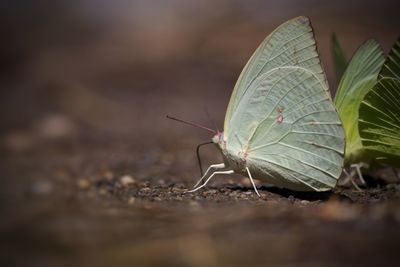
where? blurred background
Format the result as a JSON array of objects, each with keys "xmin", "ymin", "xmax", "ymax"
[
  {"xmin": 1, "ymin": 1, "xmax": 400, "ymax": 267},
  {"xmin": 1, "ymin": 0, "xmax": 399, "ymax": 139}
]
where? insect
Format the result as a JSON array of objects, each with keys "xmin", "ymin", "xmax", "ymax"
[
  {"xmin": 333, "ymin": 36, "xmax": 400, "ymax": 188},
  {"xmin": 171, "ymin": 16, "xmax": 345, "ymax": 196}
]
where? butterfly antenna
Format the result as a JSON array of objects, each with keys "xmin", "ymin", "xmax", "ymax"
[
  {"xmin": 196, "ymin": 141, "xmax": 213, "ymax": 176},
  {"xmin": 166, "ymin": 115, "xmax": 216, "ymax": 134},
  {"xmin": 203, "ymin": 107, "xmax": 219, "ymax": 132}
]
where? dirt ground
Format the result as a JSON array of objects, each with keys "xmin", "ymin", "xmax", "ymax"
[
  {"xmin": 2, "ymin": 1, "xmax": 400, "ymax": 266},
  {"xmin": 2, "ymin": 121, "xmax": 400, "ymax": 267}
]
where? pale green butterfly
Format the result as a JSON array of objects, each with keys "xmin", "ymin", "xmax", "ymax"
[
  {"xmin": 333, "ymin": 37, "xmax": 400, "ymax": 185},
  {"xmin": 182, "ymin": 16, "xmax": 345, "ymax": 195}
]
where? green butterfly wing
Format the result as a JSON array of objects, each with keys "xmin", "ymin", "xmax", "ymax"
[
  {"xmin": 224, "ymin": 16, "xmax": 328, "ymax": 140},
  {"xmin": 358, "ymin": 38, "xmax": 400, "ymax": 167},
  {"xmin": 330, "ymin": 33, "xmax": 347, "ymax": 83},
  {"xmin": 379, "ymin": 38, "xmax": 400, "ymax": 80},
  {"xmin": 334, "ymin": 40, "xmax": 385, "ymax": 164},
  {"xmin": 224, "ymin": 17, "xmax": 345, "ymax": 191}
]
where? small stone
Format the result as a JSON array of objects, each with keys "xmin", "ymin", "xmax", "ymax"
[
  {"xmin": 103, "ymin": 171, "xmax": 114, "ymax": 181},
  {"xmin": 172, "ymin": 187, "xmax": 185, "ymax": 193},
  {"xmin": 120, "ymin": 175, "xmax": 135, "ymax": 186},
  {"xmin": 140, "ymin": 181, "xmax": 150, "ymax": 187},
  {"xmin": 175, "ymin": 183, "xmax": 185, "ymax": 189},
  {"xmin": 239, "ymin": 193, "xmax": 248, "ymax": 199},
  {"xmin": 128, "ymin": 197, "xmax": 136, "ymax": 204},
  {"xmin": 77, "ymin": 179, "xmax": 90, "ymax": 189},
  {"xmin": 98, "ymin": 188, "xmax": 108, "ymax": 195},
  {"xmin": 140, "ymin": 187, "xmax": 151, "ymax": 193},
  {"xmin": 153, "ymin": 197, "xmax": 162, "ymax": 201},
  {"xmin": 300, "ymin": 200, "xmax": 310, "ymax": 205}
]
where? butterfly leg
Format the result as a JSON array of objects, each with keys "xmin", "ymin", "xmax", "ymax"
[
  {"xmin": 188, "ymin": 170, "xmax": 234, "ymax": 193},
  {"xmin": 246, "ymin": 167, "xmax": 261, "ymax": 197},
  {"xmin": 343, "ymin": 168, "xmax": 362, "ymax": 191},
  {"xmin": 192, "ymin": 163, "xmax": 225, "ymax": 188},
  {"xmin": 350, "ymin": 163, "xmax": 369, "ymax": 186}
]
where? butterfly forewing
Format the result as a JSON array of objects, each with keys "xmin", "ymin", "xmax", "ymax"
[
  {"xmin": 333, "ymin": 40, "xmax": 385, "ymax": 164},
  {"xmin": 224, "ymin": 16, "xmax": 329, "ymax": 139}
]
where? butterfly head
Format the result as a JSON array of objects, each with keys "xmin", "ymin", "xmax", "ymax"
[{"xmin": 212, "ymin": 131, "xmax": 226, "ymax": 150}]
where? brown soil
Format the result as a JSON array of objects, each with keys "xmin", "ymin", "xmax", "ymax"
[{"xmin": 2, "ymin": 132, "xmax": 400, "ymax": 267}]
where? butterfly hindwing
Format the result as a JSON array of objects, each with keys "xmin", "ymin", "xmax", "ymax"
[
  {"xmin": 358, "ymin": 37, "xmax": 400, "ymax": 167},
  {"xmin": 379, "ymin": 38, "xmax": 400, "ymax": 80}
]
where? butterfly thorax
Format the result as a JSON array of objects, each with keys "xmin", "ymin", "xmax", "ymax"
[{"xmin": 212, "ymin": 131, "xmax": 248, "ymax": 175}]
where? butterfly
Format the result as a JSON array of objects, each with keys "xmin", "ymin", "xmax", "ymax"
[
  {"xmin": 173, "ymin": 16, "xmax": 346, "ymax": 195},
  {"xmin": 333, "ymin": 36, "xmax": 400, "ymax": 186}
]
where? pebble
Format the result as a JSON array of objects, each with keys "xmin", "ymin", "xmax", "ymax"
[
  {"xmin": 120, "ymin": 175, "xmax": 135, "ymax": 186},
  {"xmin": 128, "ymin": 197, "xmax": 136, "ymax": 204},
  {"xmin": 140, "ymin": 187, "xmax": 151, "ymax": 193},
  {"xmin": 98, "ymin": 188, "xmax": 108, "ymax": 196},
  {"xmin": 300, "ymin": 200, "xmax": 310, "ymax": 205},
  {"xmin": 77, "ymin": 179, "xmax": 90, "ymax": 189},
  {"xmin": 172, "ymin": 187, "xmax": 185, "ymax": 193},
  {"xmin": 239, "ymin": 193, "xmax": 248, "ymax": 199},
  {"xmin": 140, "ymin": 181, "xmax": 150, "ymax": 187},
  {"xmin": 103, "ymin": 171, "xmax": 114, "ymax": 181}
]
